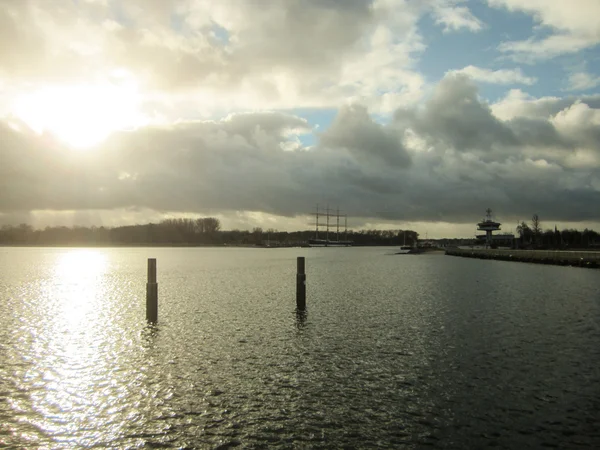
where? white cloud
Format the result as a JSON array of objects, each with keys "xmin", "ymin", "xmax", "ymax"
[
  {"xmin": 0, "ymin": 0, "xmax": 428, "ymax": 116},
  {"xmin": 566, "ymin": 72, "xmax": 600, "ymax": 91},
  {"xmin": 491, "ymin": 89, "xmax": 542, "ymax": 120},
  {"xmin": 431, "ymin": 2, "xmax": 484, "ymax": 32},
  {"xmin": 551, "ymin": 101, "xmax": 600, "ymax": 135},
  {"xmin": 488, "ymin": 0, "xmax": 600, "ymax": 36},
  {"xmin": 491, "ymin": 88, "xmax": 600, "ymax": 121},
  {"xmin": 497, "ymin": 34, "xmax": 597, "ymax": 62},
  {"xmin": 490, "ymin": 0, "xmax": 600, "ymax": 60},
  {"xmin": 448, "ymin": 65, "xmax": 537, "ymax": 85}
]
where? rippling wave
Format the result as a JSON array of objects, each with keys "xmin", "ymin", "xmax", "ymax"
[{"xmin": 1, "ymin": 247, "xmax": 599, "ymax": 448}]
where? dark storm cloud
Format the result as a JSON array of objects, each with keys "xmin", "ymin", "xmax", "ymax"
[
  {"xmin": 401, "ymin": 74, "xmax": 518, "ymax": 152},
  {"xmin": 321, "ymin": 104, "xmax": 411, "ymax": 168},
  {"xmin": 2, "ymin": 75, "xmax": 600, "ymax": 224}
]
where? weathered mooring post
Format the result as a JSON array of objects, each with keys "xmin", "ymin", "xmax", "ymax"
[
  {"xmin": 296, "ymin": 256, "xmax": 306, "ymax": 310},
  {"xmin": 146, "ymin": 258, "xmax": 158, "ymax": 322}
]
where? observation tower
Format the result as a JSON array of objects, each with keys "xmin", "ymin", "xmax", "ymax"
[{"xmin": 477, "ymin": 208, "xmax": 501, "ymax": 248}]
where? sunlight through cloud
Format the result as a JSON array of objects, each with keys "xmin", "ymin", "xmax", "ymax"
[{"xmin": 14, "ymin": 79, "xmax": 147, "ymax": 150}]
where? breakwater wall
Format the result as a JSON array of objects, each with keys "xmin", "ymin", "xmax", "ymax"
[{"xmin": 445, "ymin": 248, "xmax": 600, "ymax": 268}]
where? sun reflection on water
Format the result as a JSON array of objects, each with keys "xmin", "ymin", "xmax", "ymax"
[
  {"xmin": 52, "ymin": 250, "xmax": 108, "ymax": 326},
  {"xmin": 2, "ymin": 249, "xmax": 175, "ymax": 447},
  {"xmin": 25, "ymin": 249, "xmax": 128, "ymax": 446},
  {"xmin": 54, "ymin": 249, "xmax": 107, "ymax": 282}
]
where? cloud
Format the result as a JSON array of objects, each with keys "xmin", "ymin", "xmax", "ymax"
[
  {"xmin": 3, "ymin": 74, "xmax": 600, "ymax": 228},
  {"xmin": 2, "ymin": 1, "xmax": 600, "ymax": 235},
  {"xmin": 490, "ymin": 0, "xmax": 600, "ymax": 60},
  {"xmin": 0, "ymin": 0, "xmax": 427, "ymax": 115},
  {"xmin": 550, "ymin": 102, "xmax": 600, "ymax": 149},
  {"xmin": 431, "ymin": 1, "xmax": 484, "ymax": 32},
  {"xmin": 566, "ymin": 72, "xmax": 600, "ymax": 91},
  {"xmin": 320, "ymin": 104, "xmax": 411, "ymax": 168},
  {"xmin": 497, "ymin": 34, "xmax": 597, "ymax": 62},
  {"xmin": 448, "ymin": 65, "xmax": 537, "ymax": 85},
  {"xmin": 491, "ymin": 89, "xmax": 600, "ymax": 121},
  {"xmin": 488, "ymin": 0, "xmax": 600, "ymax": 36},
  {"xmin": 396, "ymin": 74, "xmax": 518, "ymax": 153}
]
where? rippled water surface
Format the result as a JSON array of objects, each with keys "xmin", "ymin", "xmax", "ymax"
[{"xmin": 1, "ymin": 246, "xmax": 599, "ymax": 448}]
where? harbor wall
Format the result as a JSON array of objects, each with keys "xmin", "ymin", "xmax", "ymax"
[{"xmin": 445, "ymin": 248, "xmax": 600, "ymax": 268}]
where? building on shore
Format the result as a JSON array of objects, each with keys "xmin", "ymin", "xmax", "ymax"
[{"xmin": 476, "ymin": 209, "xmax": 515, "ymax": 248}]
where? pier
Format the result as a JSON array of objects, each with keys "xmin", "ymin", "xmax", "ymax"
[{"xmin": 446, "ymin": 248, "xmax": 600, "ymax": 268}]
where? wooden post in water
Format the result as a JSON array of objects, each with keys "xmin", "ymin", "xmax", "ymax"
[
  {"xmin": 146, "ymin": 258, "xmax": 158, "ymax": 322},
  {"xmin": 296, "ymin": 256, "xmax": 306, "ymax": 310}
]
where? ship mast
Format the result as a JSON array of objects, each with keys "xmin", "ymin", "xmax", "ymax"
[
  {"xmin": 344, "ymin": 215, "xmax": 347, "ymax": 242},
  {"xmin": 315, "ymin": 204, "xmax": 319, "ymax": 240},
  {"xmin": 326, "ymin": 205, "xmax": 330, "ymax": 246},
  {"xmin": 336, "ymin": 207, "xmax": 340, "ymax": 242}
]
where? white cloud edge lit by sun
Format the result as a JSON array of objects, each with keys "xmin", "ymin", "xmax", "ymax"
[
  {"xmin": 448, "ymin": 65, "xmax": 537, "ymax": 85},
  {"xmin": 566, "ymin": 72, "xmax": 600, "ymax": 91},
  {"xmin": 431, "ymin": 2, "xmax": 484, "ymax": 33},
  {"xmin": 489, "ymin": 0, "xmax": 600, "ymax": 61},
  {"xmin": 12, "ymin": 77, "xmax": 149, "ymax": 149}
]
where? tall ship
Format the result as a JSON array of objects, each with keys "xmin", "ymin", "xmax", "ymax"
[
  {"xmin": 308, "ymin": 205, "xmax": 353, "ymax": 247},
  {"xmin": 307, "ymin": 238, "xmax": 353, "ymax": 247}
]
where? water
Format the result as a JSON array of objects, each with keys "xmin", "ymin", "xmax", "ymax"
[{"xmin": 1, "ymin": 247, "xmax": 599, "ymax": 448}]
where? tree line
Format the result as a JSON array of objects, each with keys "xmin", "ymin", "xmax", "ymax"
[
  {"xmin": 516, "ymin": 213, "xmax": 600, "ymax": 249},
  {"xmin": 0, "ymin": 218, "xmax": 419, "ymax": 247}
]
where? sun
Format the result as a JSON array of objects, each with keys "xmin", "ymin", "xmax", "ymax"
[{"xmin": 14, "ymin": 78, "xmax": 147, "ymax": 149}]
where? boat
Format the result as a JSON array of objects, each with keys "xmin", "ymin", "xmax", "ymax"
[
  {"xmin": 395, "ymin": 231, "xmax": 414, "ymax": 254},
  {"xmin": 308, "ymin": 239, "xmax": 353, "ymax": 247},
  {"xmin": 308, "ymin": 205, "xmax": 353, "ymax": 247}
]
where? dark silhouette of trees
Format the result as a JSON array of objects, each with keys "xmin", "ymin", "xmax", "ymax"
[
  {"xmin": 517, "ymin": 221, "xmax": 532, "ymax": 246},
  {"xmin": 2, "ymin": 218, "xmax": 597, "ymax": 249},
  {"xmin": 511, "ymin": 219, "xmax": 600, "ymax": 250},
  {"xmin": 515, "ymin": 224, "xmax": 600, "ymax": 250},
  {"xmin": 556, "ymin": 228, "xmax": 599, "ymax": 249},
  {"xmin": 531, "ymin": 213, "xmax": 541, "ymax": 245},
  {"xmin": 0, "ymin": 219, "xmax": 424, "ymax": 247},
  {"xmin": 202, "ymin": 218, "xmax": 221, "ymax": 234}
]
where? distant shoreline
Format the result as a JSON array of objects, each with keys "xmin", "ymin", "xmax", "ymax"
[
  {"xmin": 0, "ymin": 243, "xmax": 402, "ymax": 249},
  {"xmin": 0, "ymin": 243, "xmax": 266, "ymax": 248}
]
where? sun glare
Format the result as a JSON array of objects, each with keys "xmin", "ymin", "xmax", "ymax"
[
  {"xmin": 54, "ymin": 249, "xmax": 108, "ymax": 282},
  {"xmin": 14, "ymin": 79, "xmax": 146, "ymax": 149}
]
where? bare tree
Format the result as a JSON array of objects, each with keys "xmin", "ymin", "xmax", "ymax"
[
  {"xmin": 531, "ymin": 214, "xmax": 542, "ymax": 246},
  {"xmin": 516, "ymin": 221, "xmax": 534, "ymax": 247},
  {"xmin": 203, "ymin": 217, "xmax": 221, "ymax": 234}
]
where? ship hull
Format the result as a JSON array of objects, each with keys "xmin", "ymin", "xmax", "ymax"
[{"xmin": 308, "ymin": 239, "xmax": 353, "ymax": 247}]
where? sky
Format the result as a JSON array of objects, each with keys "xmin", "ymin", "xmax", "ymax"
[{"xmin": 1, "ymin": 0, "xmax": 600, "ymax": 238}]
